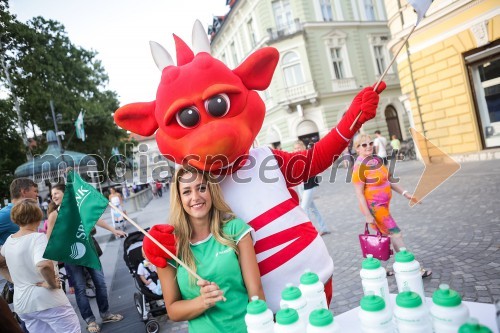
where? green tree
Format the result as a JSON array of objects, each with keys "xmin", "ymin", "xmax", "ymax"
[
  {"xmin": 0, "ymin": 0, "xmax": 128, "ymax": 184},
  {"xmin": 0, "ymin": 99, "xmax": 25, "ymax": 199}
]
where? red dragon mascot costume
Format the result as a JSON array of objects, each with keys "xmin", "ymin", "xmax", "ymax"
[{"xmin": 114, "ymin": 20, "xmax": 385, "ymax": 312}]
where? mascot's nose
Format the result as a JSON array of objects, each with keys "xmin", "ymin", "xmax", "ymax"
[{"xmin": 186, "ymin": 122, "xmax": 241, "ymax": 163}]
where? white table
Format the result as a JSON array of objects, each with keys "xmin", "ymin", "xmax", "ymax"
[{"xmin": 335, "ymin": 294, "xmax": 498, "ymax": 332}]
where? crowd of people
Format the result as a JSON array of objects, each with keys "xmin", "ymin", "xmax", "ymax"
[
  {"xmin": 138, "ymin": 134, "xmax": 431, "ymax": 330},
  {"xmin": 0, "ymin": 129, "xmax": 431, "ymax": 332},
  {"xmin": 0, "ymin": 179, "xmax": 126, "ymax": 333}
]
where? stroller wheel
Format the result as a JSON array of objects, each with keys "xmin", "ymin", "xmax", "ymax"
[
  {"xmin": 145, "ymin": 319, "xmax": 160, "ymax": 333},
  {"xmin": 134, "ymin": 292, "xmax": 143, "ymax": 316}
]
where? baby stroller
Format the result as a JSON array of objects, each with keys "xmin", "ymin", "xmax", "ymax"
[{"xmin": 123, "ymin": 229, "xmax": 167, "ymax": 333}]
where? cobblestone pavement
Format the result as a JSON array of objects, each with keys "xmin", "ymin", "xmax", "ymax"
[
  {"xmin": 319, "ymin": 159, "xmax": 500, "ymax": 315},
  {"xmin": 97, "ymin": 159, "xmax": 500, "ymax": 332}
]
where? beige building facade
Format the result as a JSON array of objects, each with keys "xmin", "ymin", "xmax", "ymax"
[
  {"xmin": 384, "ymin": 0, "xmax": 500, "ymax": 160},
  {"xmin": 210, "ymin": 0, "xmax": 410, "ymax": 151}
]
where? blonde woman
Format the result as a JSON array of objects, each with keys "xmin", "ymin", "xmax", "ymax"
[{"xmin": 146, "ymin": 166, "xmax": 264, "ymax": 333}]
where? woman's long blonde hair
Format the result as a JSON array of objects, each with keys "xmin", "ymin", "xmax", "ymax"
[{"xmin": 170, "ymin": 166, "xmax": 237, "ymax": 283}]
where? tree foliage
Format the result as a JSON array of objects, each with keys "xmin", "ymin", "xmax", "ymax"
[
  {"xmin": 0, "ymin": 99, "xmax": 25, "ymax": 200},
  {"xmin": 0, "ymin": 0, "xmax": 128, "ymax": 193}
]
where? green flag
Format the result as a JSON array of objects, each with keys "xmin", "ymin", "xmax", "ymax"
[
  {"xmin": 44, "ymin": 171, "xmax": 108, "ymax": 269},
  {"xmin": 75, "ymin": 111, "xmax": 85, "ymax": 141}
]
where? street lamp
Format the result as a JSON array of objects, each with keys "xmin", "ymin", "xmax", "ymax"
[{"xmin": 46, "ymin": 100, "xmax": 65, "ymax": 154}]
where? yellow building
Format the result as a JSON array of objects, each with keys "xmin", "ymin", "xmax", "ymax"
[{"xmin": 384, "ymin": 0, "xmax": 499, "ymax": 161}]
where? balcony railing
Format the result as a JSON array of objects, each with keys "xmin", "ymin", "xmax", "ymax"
[
  {"xmin": 331, "ymin": 77, "xmax": 357, "ymax": 91},
  {"xmin": 280, "ymin": 81, "xmax": 317, "ymax": 105},
  {"xmin": 267, "ymin": 19, "xmax": 303, "ymax": 41}
]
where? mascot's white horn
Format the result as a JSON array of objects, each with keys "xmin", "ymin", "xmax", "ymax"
[
  {"xmin": 149, "ymin": 41, "xmax": 174, "ymax": 71},
  {"xmin": 192, "ymin": 19, "xmax": 211, "ymax": 55}
]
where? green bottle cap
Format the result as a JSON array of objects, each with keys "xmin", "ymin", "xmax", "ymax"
[
  {"xmin": 396, "ymin": 291, "xmax": 422, "ymax": 308},
  {"xmin": 309, "ymin": 309, "xmax": 334, "ymax": 327},
  {"xmin": 362, "ymin": 254, "xmax": 381, "ymax": 269},
  {"xmin": 281, "ymin": 284, "xmax": 302, "ymax": 301},
  {"xmin": 360, "ymin": 294, "xmax": 386, "ymax": 312},
  {"xmin": 300, "ymin": 270, "xmax": 319, "ymax": 285},
  {"xmin": 276, "ymin": 307, "xmax": 299, "ymax": 325},
  {"xmin": 247, "ymin": 296, "xmax": 268, "ymax": 315},
  {"xmin": 395, "ymin": 248, "xmax": 415, "ymax": 263},
  {"xmin": 458, "ymin": 318, "xmax": 493, "ymax": 333},
  {"xmin": 433, "ymin": 284, "xmax": 462, "ymax": 307}
]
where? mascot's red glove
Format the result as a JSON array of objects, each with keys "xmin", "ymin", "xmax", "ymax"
[
  {"xmin": 143, "ymin": 224, "xmax": 177, "ymax": 268},
  {"xmin": 337, "ymin": 81, "xmax": 387, "ymax": 138}
]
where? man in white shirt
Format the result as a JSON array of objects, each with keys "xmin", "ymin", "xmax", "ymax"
[{"xmin": 374, "ymin": 130, "xmax": 388, "ymax": 165}]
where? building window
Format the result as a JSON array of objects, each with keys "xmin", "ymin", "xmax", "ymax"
[
  {"xmin": 364, "ymin": 0, "xmax": 376, "ymax": 20},
  {"xmin": 325, "ymin": 30, "xmax": 355, "ymax": 90},
  {"xmin": 330, "ymin": 47, "xmax": 345, "ymax": 79},
  {"xmin": 230, "ymin": 42, "xmax": 238, "ymax": 66},
  {"xmin": 373, "ymin": 45, "xmax": 386, "ymax": 75},
  {"xmin": 282, "ymin": 51, "xmax": 304, "ymax": 87},
  {"xmin": 272, "ymin": 0, "xmax": 293, "ymax": 31},
  {"xmin": 467, "ymin": 52, "xmax": 500, "ymax": 148},
  {"xmin": 369, "ymin": 35, "xmax": 391, "ymax": 77},
  {"xmin": 320, "ymin": 0, "xmax": 333, "ymax": 21},
  {"xmin": 247, "ymin": 18, "xmax": 257, "ymax": 48}
]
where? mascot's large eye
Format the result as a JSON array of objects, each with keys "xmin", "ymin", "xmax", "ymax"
[
  {"xmin": 176, "ymin": 107, "xmax": 200, "ymax": 128},
  {"xmin": 205, "ymin": 94, "xmax": 230, "ymax": 118}
]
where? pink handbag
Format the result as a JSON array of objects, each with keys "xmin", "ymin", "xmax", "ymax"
[{"xmin": 358, "ymin": 223, "xmax": 393, "ymax": 261}]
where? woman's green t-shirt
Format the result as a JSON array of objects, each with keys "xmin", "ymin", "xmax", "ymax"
[{"xmin": 173, "ymin": 218, "xmax": 251, "ymax": 333}]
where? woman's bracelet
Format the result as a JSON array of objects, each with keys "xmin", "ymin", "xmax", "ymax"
[{"xmin": 402, "ymin": 190, "xmax": 409, "ymax": 197}]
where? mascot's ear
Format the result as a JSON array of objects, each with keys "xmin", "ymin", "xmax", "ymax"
[
  {"xmin": 114, "ymin": 101, "xmax": 158, "ymax": 136},
  {"xmin": 233, "ymin": 47, "xmax": 279, "ymax": 91}
]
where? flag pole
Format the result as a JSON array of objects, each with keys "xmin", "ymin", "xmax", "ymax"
[
  {"xmin": 108, "ymin": 202, "xmax": 203, "ymax": 281},
  {"xmin": 349, "ymin": 24, "xmax": 417, "ymax": 131}
]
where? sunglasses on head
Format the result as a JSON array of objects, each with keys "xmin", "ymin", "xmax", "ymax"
[{"xmin": 357, "ymin": 141, "xmax": 374, "ymax": 148}]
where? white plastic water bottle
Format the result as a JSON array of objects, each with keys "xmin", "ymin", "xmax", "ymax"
[
  {"xmin": 458, "ymin": 318, "xmax": 493, "ymax": 333},
  {"xmin": 430, "ymin": 284, "xmax": 470, "ymax": 332},
  {"xmin": 393, "ymin": 248, "xmax": 426, "ymax": 301},
  {"xmin": 306, "ymin": 309, "xmax": 341, "ymax": 333},
  {"xmin": 393, "ymin": 291, "xmax": 432, "ymax": 333},
  {"xmin": 299, "ymin": 270, "xmax": 327, "ymax": 319},
  {"xmin": 359, "ymin": 254, "xmax": 391, "ymax": 310},
  {"xmin": 280, "ymin": 283, "xmax": 308, "ymax": 327},
  {"xmin": 274, "ymin": 306, "xmax": 306, "ymax": 333},
  {"xmin": 245, "ymin": 296, "xmax": 275, "ymax": 333},
  {"xmin": 358, "ymin": 293, "xmax": 393, "ymax": 333}
]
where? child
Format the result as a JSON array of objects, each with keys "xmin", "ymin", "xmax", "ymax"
[{"xmin": 137, "ymin": 248, "xmax": 162, "ymax": 295}]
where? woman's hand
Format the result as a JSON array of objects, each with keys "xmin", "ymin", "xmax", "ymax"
[
  {"xmin": 197, "ymin": 279, "xmax": 226, "ymax": 309},
  {"xmin": 36, "ymin": 277, "xmax": 61, "ymax": 289},
  {"xmin": 113, "ymin": 229, "xmax": 127, "ymax": 238},
  {"xmin": 403, "ymin": 192, "xmax": 421, "ymax": 205}
]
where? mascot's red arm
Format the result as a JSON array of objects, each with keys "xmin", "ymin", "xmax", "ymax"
[{"xmin": 273, "ymin": 82, "xmax": 386, "ymax": 188}]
